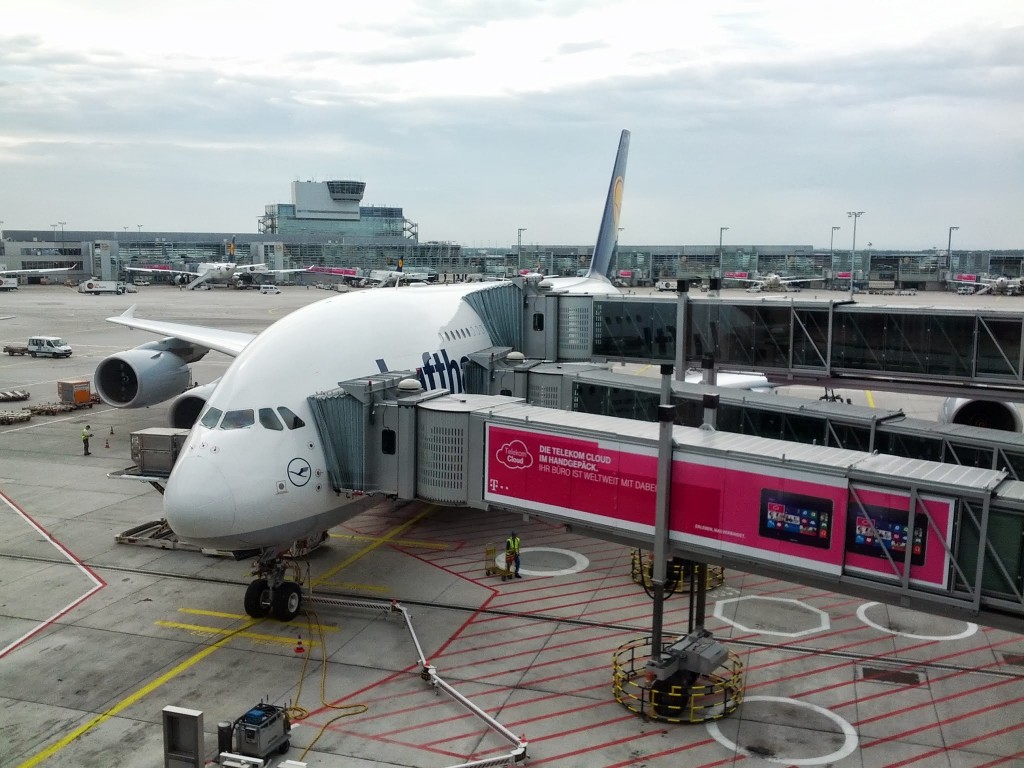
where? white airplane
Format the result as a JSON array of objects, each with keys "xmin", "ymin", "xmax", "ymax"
[
  {"xmin": 0, "ymin": 267, "xmax": 72, "ymax": 275},
  {"xmin": 724, "ymin": 272, "xmax": 821, "ymax": 293},
  {"xmin": 94, "ymin": 130, "xmax": 632, "ymax": 621},
  {"xmin": 946, "ymin": 274, "xmax": 1022, "ymax": 296},
  {"xmin": 125, "ymin": 262, "xmax": 306, "ymax": 290}
]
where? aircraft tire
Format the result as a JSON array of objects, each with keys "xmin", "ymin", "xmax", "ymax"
[
  {"xmin": 272, "ymin": 582, "xmax": 302, "ymax": 622},
  {"xmin": 244, "ymin": 579, "xmax": 271, "ymax": 618}
]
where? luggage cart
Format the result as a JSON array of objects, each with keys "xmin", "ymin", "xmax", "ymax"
[{"xmin": 485, "ymin": 544, "xmax": 515, "ymax": 581}]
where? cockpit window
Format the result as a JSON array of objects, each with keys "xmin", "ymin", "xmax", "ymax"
[
  {"xmin": 221, "ymin": 409, "xmax": 255, "ymax": 429},
  {"xmin": 200, "ymin": 406, "xmax": 223, "ymax": 429},
  {"xmin": 277, "ymin": 407, "xmax": 305, "ymax": 429},
  {"xmin": 259, "ymin": 407, "xmax": 284, "ymax": 430}
]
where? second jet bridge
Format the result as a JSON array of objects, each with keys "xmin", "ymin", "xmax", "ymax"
[{"xmin": 308, "ymin": 376, "xmax": 1024, "ymax": 633}]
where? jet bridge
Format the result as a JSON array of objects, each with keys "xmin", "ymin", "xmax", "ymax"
[
  {"xmin": 308, "ymin": 377, "xmax": 1024, "ymax": 633},
  {"xmin": 519, "ymin": 285, "xmax": 1024, "ymax": 401}
]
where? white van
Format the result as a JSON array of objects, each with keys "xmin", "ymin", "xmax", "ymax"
[
  {"xmin": 259, "ymin": 284, "xmax": 281, "ymax": 294},
  {"xmin": 27, "ymin": 336, "xmax": 73, "ymax": 358}
]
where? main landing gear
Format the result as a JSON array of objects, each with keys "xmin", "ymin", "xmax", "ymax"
[{"xmin": 244, "ymin": 548, "xmax": 304, "ymax": 622}]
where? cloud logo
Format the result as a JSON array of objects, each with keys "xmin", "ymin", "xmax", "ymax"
[{"xmin": 496, "ymin": 440, "xmax": 533, "ymax": 470}]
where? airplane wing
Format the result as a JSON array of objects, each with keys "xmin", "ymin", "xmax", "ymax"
[
  {"xmin": 778, "ymin": 277, "xmax": 821, "ymax": 285},
  {"xmin": 125, "ymin": 266, "xmax": 201, "ymax": 277},
  {"xmin": 0, "ymin": 267, "xmax": 72, "ymax": 275},
  {"xmin": 107, "ymin": 305, "xmax": 255, "ymax": 357}
]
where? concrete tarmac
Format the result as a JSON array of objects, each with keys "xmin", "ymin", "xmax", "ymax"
[{"xmin": 0, "ymin": 284, "xmax": 1022, "ymax": 768}]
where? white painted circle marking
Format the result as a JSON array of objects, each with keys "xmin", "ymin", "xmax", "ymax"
[
  {"xmin": 713, "ymin": 595, "xmax": 830, "ymax": 637},
  {"xmin": 706, "ymin": 695, "xmax": 858, "ymax": 765},
  {"xmin": 494, "ymin": 547, "xmax": 589, "ymax": 577},
  {"xmin": 856, "ymin": 602, "xmax": 978, "ymax": 641}
]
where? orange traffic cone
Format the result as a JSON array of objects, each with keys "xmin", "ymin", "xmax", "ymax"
[
  {"xmin": 104, "ymin": 437, "xmax": 110, "ymax": 449},
  {"xmin": 294, "ymin": 635, "xmax": 305, "ymax": 654},
  {"xmin": 109, "ymin": 426, "xmax": 114, "ymax": 435}
]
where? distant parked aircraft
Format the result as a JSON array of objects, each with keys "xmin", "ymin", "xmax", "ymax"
[
  {"xmin": 126, "ymin": 262, "xmax": 305, "ymax": 290},
  {"xmin": 946, "ymin": 274, "xmax": 1022, "ymax": 295},
  {"xmin": 724, "ymin": 271, "xmax": 821, "ymax": 292}
]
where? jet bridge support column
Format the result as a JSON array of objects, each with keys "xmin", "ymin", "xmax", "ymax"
[{"xmin": 649, "ymin": 403, "xmax": 675, "ymax": 661}]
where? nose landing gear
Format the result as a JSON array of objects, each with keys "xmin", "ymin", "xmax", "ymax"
[{"xmin": 244, "ymin": 549, "xmax": 305, "ymax": 622}]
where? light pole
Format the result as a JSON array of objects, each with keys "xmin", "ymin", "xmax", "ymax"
[
  {"xmin": 517, "ymin": 227, "xmax": 527, "ymax": 274},
  {"xmin": 947, "ymin": 226, "xmax": 959, "ymax": 272},
  {"xmin": 830, "ymin": 226, "xmax": 841, "ymax": 276},
  {"xmin": 846, "ymin": 211, "xmax": 864, "ymax": 298},
  {"xmin": 137, "ymin": 225, "xmax": 143, "ymax": 261},
  {"xmin": 718, "ymin": 226, "xmax": 729, "ymax": 278}
]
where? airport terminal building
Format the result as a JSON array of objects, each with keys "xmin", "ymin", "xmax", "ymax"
[{"xmin": 0, "ymin": 178, "xmax": 1020, "ymax": 288}]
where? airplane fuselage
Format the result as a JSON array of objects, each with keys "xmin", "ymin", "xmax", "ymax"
[{"xmin": 162, "ymin": 283, "xmax": 494, "ymax": 549}]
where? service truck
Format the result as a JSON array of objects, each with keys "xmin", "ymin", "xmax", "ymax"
[
  {"xmin": 0, "ymin": 277, "xmax": 18, "ymax": 291},
  {"xmin": 78, "ymin": 279, "xmax": 125, "ymax": 295}
]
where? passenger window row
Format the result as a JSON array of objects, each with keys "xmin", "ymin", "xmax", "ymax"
[{"xmin": 442, "ymin": 324, "xmax": 485, "ymax": 343}]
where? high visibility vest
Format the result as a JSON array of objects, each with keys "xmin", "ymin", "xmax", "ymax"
[
  {"xmin": 82, "ymin": 428, "xmax": 91, "ymax": 442},
  {"xmin": 506, "ymin": 536, "xmax": 520, "ymax": 554}
]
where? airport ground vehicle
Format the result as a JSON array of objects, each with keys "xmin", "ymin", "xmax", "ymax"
[
  {"xmin": 3, "ymin": 344, "xmax": 29, "ymax": 355},
  {"xmin": 25, "ymin": 336, "xmax": 73, "ymax": 358},
  {"xmin": 259, "ymin": 284, "xmax": 281, "ymax": 294},
  {"xmin": 78, "ymin": 279, "xmax": 125, "ymax": 295},
  {"xmin": 0, "ymin": 277, "xmax": 18, "ymax": 291}
]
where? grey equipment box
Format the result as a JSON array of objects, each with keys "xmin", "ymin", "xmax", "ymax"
[{"xmin": 131, "ymin": 428, "xmax": 191, "ymax": 474}]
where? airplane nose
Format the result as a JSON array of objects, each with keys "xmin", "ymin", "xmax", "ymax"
[{"xmin": 164, "ymin": 455, "xmax": 237, "ymax": 546}]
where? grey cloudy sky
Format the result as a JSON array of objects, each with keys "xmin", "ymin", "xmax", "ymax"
[{"xmin": 1, "ymin": 1, "xmax": 1022, "ymax": 250}]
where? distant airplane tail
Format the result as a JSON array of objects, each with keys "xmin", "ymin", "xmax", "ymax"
[{"xmin": 585, "ymin": 129, "xmax": 630, "ymax": 281}]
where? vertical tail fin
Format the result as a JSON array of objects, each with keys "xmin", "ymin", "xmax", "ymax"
[{"xmin": 586, "ymin": 129, "xmax": 630, "ymax": 280}]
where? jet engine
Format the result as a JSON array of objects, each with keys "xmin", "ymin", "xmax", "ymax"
[
  {"xmin": 94, "ymin": 339, "xmax": 208, "ymax": 409},
  {"xmin": 168, "ymin": 380, "xmax": 219, "ymax": 428},
  {"xmin": 939, "ymin": 397, "xmax": 1023, "ymax": 432}
]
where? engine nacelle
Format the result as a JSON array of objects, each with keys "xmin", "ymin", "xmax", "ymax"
[
  {"xmin": 168, "ymin": 380, "xmax": 219, "ymax": 428},
  {"xmin": 939, "ymin": 397, "xmax": 1023, "ymax": 432},
  {"xmin": 94, "ymin": 339, "xmax": 208, "ymax": 409}
]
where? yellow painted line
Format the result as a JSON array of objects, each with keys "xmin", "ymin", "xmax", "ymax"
[
  {"xmin": 179, "ymin": 607, "xmax": 247, "ymax": 619},
  {"xmin": 328, "ymin": 532, "xmax": 449, "ymax": 550},
  {"xmin": 865, "ymin": 390, "xmax": 876, "ymax": 408},
  {"xmin": 313, "ymin": 506, "xmax": 434, "ymax": 587},
  {"xmin": 17, "ymin": 618, "xmax": 259, "ymax": 768},
  {"xmin": 157, "ymin": 620, "xmax": 330, "ymax": 644},
  {"xmin": 175, "ymin": 608, "xmax": 338, "ymax": 634}
]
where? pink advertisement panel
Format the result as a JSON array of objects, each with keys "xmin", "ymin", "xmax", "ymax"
[
  {"xmin": 844, "ymin": 485, "xmax": 954, "ymax": 589},
  {"xmin": 485, "ymin": 425, "xmax": 955, "ymax": 588}
]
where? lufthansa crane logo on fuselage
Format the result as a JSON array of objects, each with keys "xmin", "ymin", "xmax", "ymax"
[{"xmin": 287, "ymin": 457, "xmax": 311, "ymax": 487}]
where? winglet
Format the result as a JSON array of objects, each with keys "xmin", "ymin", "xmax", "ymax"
[
  {"xmin": 586, "ymin": 129, "xmax": 630, "ymax": 280},
  {"xmin": 120, "ymin": 304, "xmax": 137, "ymax": 319}
]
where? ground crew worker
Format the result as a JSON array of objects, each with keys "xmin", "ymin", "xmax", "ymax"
[
  {"xmin": 81, "ymin": 424, "xmax": 93, "ymax": 456},
  {"xmin": 506, "ymin": 531, "xmax": 522, "ymax": 578}
]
